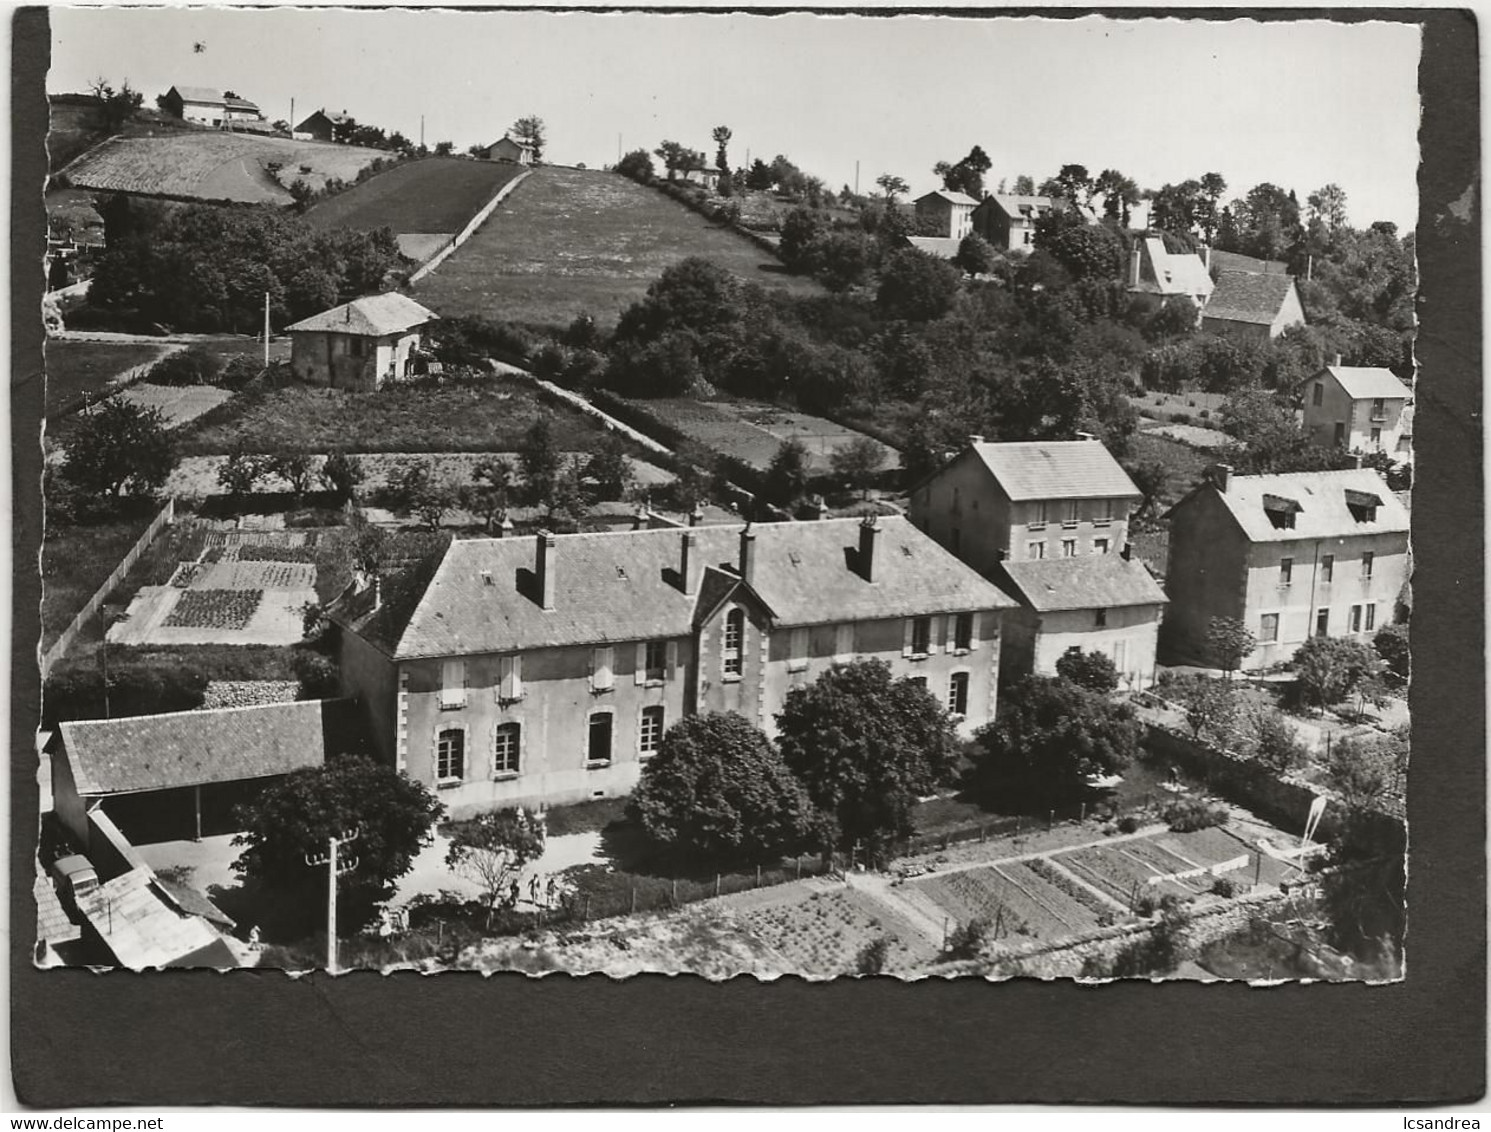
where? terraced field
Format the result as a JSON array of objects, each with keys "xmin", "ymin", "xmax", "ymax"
[
  {"xmin": 303, "ymin": 157, "xmax": 524, "ymax": 244},
  {"xmin": 412, "ymin": 165, "xmax": 824, "ymax": 328}
]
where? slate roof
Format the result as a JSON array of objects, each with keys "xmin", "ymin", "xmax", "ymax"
[
  {"xmin": 1208, "ymin": 249, "xmax": 1288, "ymax": 278},
  {"xmin": 1172, "ymin": 468, "xmax": 1410, "ymax": 543},
  {"xmin": 1131, "ymin": 238, "xmax": 1214, "ymax": 298},
  {"xmin": 904, "ymin": 236, "xmax": 963, "ymax": 260},
  {"xmin": 1310, "ymin": 365, "xmax": 1413, "ymax": 401},
  {"xmin": 968, "ymin": 439, "xmax": 1141, "ymax": 502},
  {"xmin": 286, "ymin": 293, "xmax": 438, "ymax": 337},
  {"xmin": 983, "ymin": 194, "xmax": 1055, "ymax": 219},
  {"xmin": 997, "ymin": 555, "xmax": 1168, "ymax": 612},
  {"xmin": 343, "ymin": 518, "xmax": 1018, "ymax": 661},
  {"xmin": 1203, "ymin": 270, "xmax": 1300, "ymax": 325},
  {"xmin": 77, "ymin": 868, "xmax": 236, "ymax": 969},
  {"xmin": 918, "ymin": 189, "xmax": 979, "ymax": 207},
  {"xmin": 57, "ymin": 699, "xmax": 356, "ymax": 796}
]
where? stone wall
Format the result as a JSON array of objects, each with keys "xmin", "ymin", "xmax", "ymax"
[{"xmin": 201, "ymin": 680, "xmax": 300, "ymax": 710}]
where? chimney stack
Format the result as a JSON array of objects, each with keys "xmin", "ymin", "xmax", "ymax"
[
  {"xmin": 1076, "ymin": 431, "xmax": 1097, "ymax": 442},
  {"xmin": 632, "ymin": 506, "xmax": 650, "ymax": 531},
  {"xmin": 1203, "ymin": 244, "xmax": 1211, "ymax": 271},
  {"xmin": 1210, "ymin": 463, "xmax": 1233, "ymax": 493},
  {"xmin": 1129, "ymin": 242, "xmax": 1142, "ymax": 287},
  {"xmin": 371, "ymin": 575, "xmax": 382, "ymax": 613},
  {"xmin": 1352, "ymin": 453, "xmax": 1364, "ymax": 470},
  {"xmin": 815, "ymin": 495, "xmax": 830, "ymax": 521},
  {"xmin": 497, "ymin": 512, "xmax": 513, "ymax": 538},
  {"xmin": 680, "ymin": 530, "xmax": 696, "ymax": 595},
  {"xmin": 535, "ymin": 530, "xmax": 556, "ymax": 610},
  {"xmin": 967, "ymin": 433, "xmax": 985, "ymax": 446},
  {"xmin": 738, "ymin": 523, "xmax": 757, "ymax": 586},
  {"xmin": 858, "ymin": 514, "xmax": 881, "ymax": 582},
  {"xmin": 1333, "ymin": 353, "xmax": 1343, "ymax": 367},
  {"xmin": 689, "ymin": 505, "xmax": 704, "ymax": 528}
]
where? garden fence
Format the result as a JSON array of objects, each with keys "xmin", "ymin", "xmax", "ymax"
[{"xmin": 41, "ymin": 496, "xmax": 175, "ymax": 677}]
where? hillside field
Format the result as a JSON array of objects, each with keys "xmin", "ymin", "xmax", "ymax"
[
  {"xmin": 44, "ymin": 339, "xmax": 174, "ymax": 417},
  {"xmin": 303, "ymin": 158, "xmax": 525, "ymax": 243},
  {"xmin": 412, "ymin": 165, "xmax": 824, "ymax": 329}
]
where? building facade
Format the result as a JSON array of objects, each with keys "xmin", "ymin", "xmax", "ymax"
[
  {"xmin": 971, "ymin": 194, "xmax": 1056, "ymax": 253},
  {"xmin": 293, "ymin": 109, "xmax": 353, "ymax": 142},
  {"xmin": 915, "ymin": 190, "xmax": 977, "ymax": 240},
  {"xmin": 1126, "ymin": 236, "xmax": 1214, "ymax": 315},
  {"xmin": 483, "ymin": 136, "xmax": 534, "ymax": 165},
  {"xmin": 1298, "ymin": 363, "xmax": 1413, "ymax": 456},
  {"xmin": 1162, "ymin": 464, "xmax": 1410, "ymax": 670},
  {"xmin": 286, "ymin": 293, "xmax": 438, "ymax": 392},
  {"xmin": 330, "ymin": 518, "xmax": 1017, "ymax": 815},
  {"xmin": 162, "ymin": 85, "xmax": 263, "ymax": 128},
  {"xmin": 908, "ymin": 437, "xmax": 1166, "ymax": 685}
]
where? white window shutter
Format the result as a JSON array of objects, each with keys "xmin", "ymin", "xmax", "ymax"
[
  {"xmin": 598, "ymin": 646, "xmax": 614, "ymax": 689},
  {"xmin": 836, "ymin": 622, "xmax": 854, "ymax": 660},
  {"xmin": 665, "ymin": 640, "xmax": 679, "ymax": 680},
  {"xmin": 635, "ymin": 641, "xmax": 647, "ymax": 685},
  {"xmin": 902, "ymin": 619, "xmax": 914, "ymax": 658},
  {"xmin": 512, "ymin": 655, "xmax": 522, "ymax": 699},
  {"xmin": 939, "ymin": 615, "xmax": 952, "ymax": 654},
  {"xmin": 969, "ymin": 611, "xmax": 982, "ymax": 651}
]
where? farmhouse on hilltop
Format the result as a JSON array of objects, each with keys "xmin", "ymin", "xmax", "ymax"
[
  {"xmin": 327, "ymin": 517, "xmax": 1017, "ymax": 814},
  {"xmin": 161, "ymin": 85, "xmax": 264, "ymax": 128},
  {"xmin": 293, "ymin": 108, "xmax": 354, "ymax": 142},
  {"xmin": 1201, "ymin": 269, "xmax": 1306, "ymax": 342},
  {"xmin": 480, "ymin": 135, "xmax": 535, "ymax": 165},
  {"xmin": 286, "ymin": 293, "xmax": 439, "ymax": 392}
]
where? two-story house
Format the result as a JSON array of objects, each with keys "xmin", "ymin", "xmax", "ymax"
[
  {"xmin": 915, "ymin": 189, "xmax": 978, "ymax": 240},
  {"xmin": 161, "ymin": 85, "xmax": 264, "ymax": 128},
  {"xmin": 908, "ymin": 437, "xmax": 1167, "ymax": 687},
  {"xmin": 287, "ymin": 294, "xmax": 438, "ymax": 392},
  {"xmin": 1126, "ymin": 236, "xmax": 1214, "ymax": 316},
  {"xmin": 1161, "ymin": 464, "xmax": 1410, "ymax": 670},
  {"xmin": 1298, "ymin": 362, "xmax": 1413, "ymax": 457},
  {"xmin": 328, "ymin": 517, "xmax": 1017, "ymax": 815},
  {"xmin": 1200, "ymin": 270, "xmax": 1306, "ymax": 343},
  {"xmin": 971, "ymin": 194, "xmax": 1057, "ymax": 254}
]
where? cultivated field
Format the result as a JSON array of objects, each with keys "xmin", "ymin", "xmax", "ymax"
[
  {"xmin": 59, "ymin": 132, "xmax": 389, "ymax": 204},
  {"xmin": 41, "ymin": 507, "xmax": 162, "ymax": 650},
  {"xmin": 44, "ymin": 340, "xmax": 175, "ymax": 416},
  {"xmin": 412, "ymin": 165, "xmax": 824, "ymax": 328},
  {"xmin": 303, "ymin": 157, "xmax": 525, "ymax": 242},
  {"xmin": 176, "ymin": 375, "xmax": 606, "ymax": 456}
]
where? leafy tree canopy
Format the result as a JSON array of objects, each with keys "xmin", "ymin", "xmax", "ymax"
[{"xmin": 62, "ymin": 399, "xmax": 177, "ymax": 499}]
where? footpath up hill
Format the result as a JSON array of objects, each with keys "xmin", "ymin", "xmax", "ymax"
[{"xmin": 411, "ymin": 165, "xmax": 824, "ymax": 328}]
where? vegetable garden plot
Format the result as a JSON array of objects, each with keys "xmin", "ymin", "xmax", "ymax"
[
  {"xmin": 1053, "ymin": 846, "xmax": 1172, "ymax": 906},
  {"xmin": 997, "ymin": 862, "xmax": 1107, "ymax": 936},
  {"xmin": 739, "ymin": 891, "xmax": 918, "ymax": 977},
  {"xmin": 838, "ymin": 886, "xmax": 942, "ymax": 966},
  {"xmin": 1158, "ymin": 825, "xmax": 1257, "ymax": 869},
  {"xmin": 919, "ymin": 866, "xmax": 1075, "ymax": 942},
  {"xmin": 197, "ymin": 561, "xmax": 316, "ymax": 591},
  {"xmin": 169, "ymin": 563, "xmax": 205, "ymax": 589},
  {"xmin": 163, "ymin": 589, "xmax": 263, "ymax": 631}
]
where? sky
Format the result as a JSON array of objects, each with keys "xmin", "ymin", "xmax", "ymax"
[{"xmin": 49, "ymin": 9, "xmax": 1421, "ymax": 229}]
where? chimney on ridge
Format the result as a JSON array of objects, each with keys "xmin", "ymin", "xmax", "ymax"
[
  {"xmin": 632, "ymin": 506, "xmax": 650, "ymax": 531},
  {"xmin": 1333, "ymin": 353, "xmax": 1343, "ymax": 367},
  {"xmin": 1209, "ymin": 464, "xmax": 1233, "ymax": 493},
  {"xmin": 535, "ymin": 530, "xmax": 556, "ymax": 611},
  {"xmin": 1129, "ymin": 242, "xmax": 1143, "ymax": 288},
  {"xmin": 858, "ymin": 514, "xmax": 881, "ymax": 582},
  {"xmin": 497, "ymin": 512, "xmax": 514, "ymax": 539},
  {"xmin": 689, "ymin": 505, "xmax": 704, "ymax": 528},
  {"xmin": 680, "ymin": 530, "xmax": 696, "ymax": 595},
  {"xmin": 738, "ymin": 523, "xmax": 757, "ymax": 586},
  {"xmin": 967, "ymin": 434, "xmax": 985, "ymax": 446}
]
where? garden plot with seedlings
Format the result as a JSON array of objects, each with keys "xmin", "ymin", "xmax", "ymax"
[
  {"xmin": 739, "ymin": 889, "xmax": 925, "ymax": 977},
  {"xmin": 111, "ymin": 383, "xmax": 234, "ymax": 430},
  {"xmin": 1053, "ymin": 846, "xmax": 1192, "ymax": 906}
]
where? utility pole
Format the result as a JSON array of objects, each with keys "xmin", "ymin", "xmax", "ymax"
[
  {"xmin": 290, "ymin": 97, "xmax": 295, "ymax": 133},
  {"xmin": 854, "ymin": 160, "xmax": 860, "ymax": 196},
  {"xmin": 306, "ymin": 828, "xmax": 359, "ymax": 973},
  {"xmin": 263, "ymin": 291, "xmax": 270, "ymax": 369},
  {"xmin": 420, "ymin": 114, "xmax": 425, "ymax": 149}
]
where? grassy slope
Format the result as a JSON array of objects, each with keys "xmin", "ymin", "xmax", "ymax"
[
  {"xmin": 41, "ymin": 507, "xmax": 161, "ymax": 649},
  {"xmin": 303, "ymin": 157, "xmax": 525, "ymax": 234},
  {"xmin": 412, "ymin": 165, "xmax": 823, "ymax": 329},
  {"xmin": 44, "ymin": 340, "xmax": 172, "ymax": 416}
]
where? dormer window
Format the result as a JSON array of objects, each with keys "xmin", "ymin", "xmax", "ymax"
[
  {"xmin": 1263, "ymin": 494, "xmax": 1300, "ymax": 531},
  {"xmin": 1345, "ymin": 489, "xmax": 1382, "ymax": 523}
]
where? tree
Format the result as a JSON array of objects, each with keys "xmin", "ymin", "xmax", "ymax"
[
  {"xmin": 1012, "ymin": 174, "xmax": 1036, "ymax": 196},
  {"xmin": 61, "ymin": 401, "xmax": 177, "ymax": 499},
  {"xmin": 1248, "ymin": 708, "xmax": 1308, "ymax": 774},
  {"xmin": 1054, "ymin": 647, "xmax": 1120, "ymax": 694},
  {"xmin": 510, "ymin": 114, "xmax": 546, "ymax": 162},
  {"xmin": 953, "ymin": 232, "xmax": 997, "ymax": 277},
  {"xmin": 616, "ymin": 148, "xmax": 655, "ymax": 181},
  {"xmin": 875, "ymin": 173, "xmax": 909, "ymax": 203},
  {"xmin": 1324, "ymin": 726, "xmax": 1408, "ymax": 818},
  {"xmin": 1123, "ymin": 458, "xmax": 1170, "ymax": 521},
  {"xmin": 1094, "ymin": 168, "xmax": 1140, "ymax": 226},
  {"xmin": 1373, "ymin": 622, "xmax": 1410, "ymax": 683},
  {"xmin": 387, "ymin": 458, "xmax": 457, "ymax": 530},
  {"xmin": 764, "ymin": 436, "xmax": 811, "ymax": 507},
  {"xmin": 584, "ymin": 432, "xmax": 633, "ymax": 501},
  {"xmin": 433, "ymin": 140, "xmax": 455, "ymax": 157},
  {"xmin": 90, "ymin": 77, "xmax": 143, "ymax": 132},
  {"xmin": 231, "ymin": 756, "xmax": 444, "ymax": 930},
  {"xmin": 876, "ymin": 248, "xmax": 962, "ymax": 322},
  {"xmin": 778, "ymin": 207, "xmax": 827, "ymax": 270},
  {"xmin": 519, "ymin": 415, "xmax": 564, "ymax": 502},
  {"xmin": 936, "ymin": 145, "xmax": 992, "ymax": 198},
  {"xmin": 545, "ymin": 455, "xmax": 590, "ymax": 531},
  {"xmin": 969, "ymin": 675, "xmax": 1141, "ymax": 809},
  {"xmin": 629, "ymin": 713, "xmax": 816, "ymax": 866},
  {"xmin": 321, "ymin": 448, "xmax": 364, "ymax": 502},
  {"xmin": 291, "ymin": 648, "xmax": 339, "ymax": 698},
  {"xmin": 1160, "ymin": 673, "xmax": 1237, "ymax": 745},
  {"xmin": 1292, "ymin": 634, "xmax": 1381, "ymax": 712},
  {"xmin": 655, "ymin": 140, "xmax": 688, "ymax": 181},
  {"xmin": 1306, "ymin": 183, "xmax": 1349, "ymax": 234},
  {"xmin": 1051, "ymin": 163, "xmax": 1093, "ymax": 207},
  {"xmin": 458, "ymin": 456, "xmax": 514, "ymax": 534},
  {"xmin": 801, "ymin": 231, "xmax": 879, "ymax": 292},
  {"xmin": 1206, "ymin": 616, "xmax": 1257, "ymax": 678},
  {"xmin": 776, "ymin": 660, "xmax": 961, "ymax": 853},
  {"xmin": 445, "ymin": 808, "xmax": 546, "ymax": 919},
  {"xmin": 829, "ymin": 435, "xmax": 885, "ymax": 499},
  {"xmin": 744, "ymin": 158, "xmax": 774, "ymax": 191},
  {"xmin": 273, "ymin": 453, "xmax": 316, "ymax": 499},
  {"xmin": 711, "ymin": 125, "xmax": 733, "ymax": 172}
]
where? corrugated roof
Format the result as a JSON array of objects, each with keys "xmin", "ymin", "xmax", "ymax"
[
  {"xmin": 1182, "ymin": 468, "xmax": 1411, "ymax": 543},
  {"xmin": 997, "ymin": 555, "xmax": 1168, "ymax": 612},
  {"xmin": 58, "ymin": 699, "xmax": 354, "ymax": 796},
  {"xmin": 968, "ymin": 439, "xmax": 1141, "ymax": 502},
  {"xmin": 285, "ymin": 293, "xmax": 438, "ymax": 337},
  {"xmin": 1203, "ymin": 270, "xmax": 1299, "ymax": 325},
  {"xmin": 77, "ymin": 869, "xmax": 234, "ymax": 969},
  {"xmin": 904, "ymin": 236, "xmax": 963, "ymax": 260},
  {"xmin": 356, "ymin": 518, "xmax": 1017, "ymax": 660},
  {"xmin": 918, "ymin": 189, "xmax": 979, "ymax": 207},
  {"xmin": 1316, "ymin": 365, "xmax": 1413, "ymax": 401}
]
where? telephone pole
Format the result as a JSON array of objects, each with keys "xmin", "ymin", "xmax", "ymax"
[
  {"xmin": 263, "ymin": 291, "xmax": 271, "ymax": 368},
  {"xmin": 306, "ymin": 828, "xmax": 359, "ymax": 973}
]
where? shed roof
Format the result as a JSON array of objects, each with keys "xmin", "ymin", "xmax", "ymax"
[
  {"xmin": 997, "ymin": 555, "xmax": 1168, "ymax": 612},
  {"xmin": 965, "ymin": 439, "xmax": 1140, "ymax": 502},
  {"xmin": 285, "ymin": 293, "xmax": 438, "ymax": 337},
  {"xmin": 1171, "ymin": 468, "xmax": 1410, "ymax": 543},
  {"xmin": 339, "ymin": 517, "xmax": 1017, "ymax": 660},
  {"xmin": 1203, "ymin": 270, "xmax": 1300, "ymax": 325},
  {"xmin": 1308, "ymin": 365, "xmax": 1413, "ymax": 401},
  {"xmin": 57, "ymin": 699, "xmax": 355, "ymax": 796}
]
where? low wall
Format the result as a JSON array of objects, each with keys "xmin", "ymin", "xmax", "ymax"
[
  {"xmin": 201, "ymin": 680, "xmax": 299, "ymax": 710},
  {"xmin": 408, "ymin": 169, "xmax": 532, "ymax": 284}
]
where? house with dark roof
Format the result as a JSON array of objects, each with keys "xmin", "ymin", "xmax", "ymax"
[
  {"xmin": 971, "ymin": 194, "xmax": 1057, "ymax": 254},
  {"xmin": 481, "ymin": 135, "xmax": 535, "ymax": 165},
  {"xmin": 915, "ymin": 189, "xmax": 978, "ymax": 240},
  {"xmin": 1162, "ymin": 464, "xmax": 1410, "ymax": 669},
  {"xmin": 908, "ymin": 437, "xmax": 1167, "ymax": 686},
  {"xmin": 1126, "ymin": 237, "xmax": 1214, "ymax": 316},
  {"xmin": 50, "ymin": 699, "xmax": 362, "ymax": 849},
  {"xmin": 286, "ymin": 293, "xmax": 439, "ymax": 391},
  {"xmin": 161, "ymin": 85, "xmax": 264, "ymax": 128},
  {"xmin": 1201, "ymin": 270, "xmax": 1305, "ymax": 342},
  {"xmin": 1206, "ymin": 249, "xmax": 1288, "ymax": 280},
  {"xmin": 328, "ymin": 517, "xmax": 1018, "ymax": 814},
  {"xmin": 293, "ymin": 108, "xmax": 354, "ymax": 142},
  {"xmin": 1299, "ymin": 361, "xmax": 1413, "ymax": 458}
]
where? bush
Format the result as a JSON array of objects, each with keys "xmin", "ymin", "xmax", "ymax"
[
  {"xmin": 1116, "ymin": 815, "xmax": 1140, "ymax": 834},
  {"xmin": 147, "ymin": 346, "xmax": 223, "ymax": 386},
  {"xmin": 1210, "ymin": 877, "xmax": 1237, "ymax": 898},
  {"xmin": 943, "ymin": 917, "xmax": 991, "ymax": 961},
  {"xmin": 218, "ymin": 355, "xmax": 264, "ymax": 391},
  {"xmin": 291, "ymin": 649, "xmax": 339, "ymax": 698},
  {"xmin": 43, "ymin": 661, "xmax": 209, "ymax": 725},
  {"xmin": 856, "ymin": 936, "xmax": 891, "ymax": 975},
  {"xmin": 1161, "ymin": 796, "xmax": 1228, "ymax": 833}
]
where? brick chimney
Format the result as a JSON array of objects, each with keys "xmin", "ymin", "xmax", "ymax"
[
  {"xmin": 535, "ymin": 529, "xmax": 556, "ymax": 611},
  {"xmin": 632, "ymin": 506, "xmax": 650, "ymax": 531},
  {"xmin": 738, "ymin": 523, "xmax": 757, "ymax": 586},
  {"xmin": 816, "ymin": 495, "xmax": 830, "ymax": 521},
  {"xmin": 680, "ymin": 530, "xmax": 696, "ymax": 595},
  {"xmin": 858, "ymin": 514, "xmax": 881, "ymax": 582},
  {"xmin": 1209, "ymin": 464, "xmax": 1233, "ymax": 493}
]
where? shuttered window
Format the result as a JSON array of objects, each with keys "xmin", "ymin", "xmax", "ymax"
[
  {"xmin": 834, "ymin": 623, "xmax": 854, "ymax": 661},
  {"xmin": 497, "ymin": 655, "xmax": 523, "ymax": 702},
  {"xmin": 440, "ymin": 660, "xmax": 466, "ymax": 709},
  {"xmin": 591, "ymin": 646, "xmax": 615, "ymax": 691}
]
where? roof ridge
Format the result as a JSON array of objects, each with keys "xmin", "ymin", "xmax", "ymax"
[{"xmin": 60, "ymin": 697, "xmax": 341, "ymax": 732}]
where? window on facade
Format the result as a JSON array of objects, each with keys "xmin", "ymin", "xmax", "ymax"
[
  {"xmin": 911, "ymin": 616, "xmax": 933, "ymax": 656},
  {"xmin": 1063, "ymin": 500, "xmax": 1080, "ymax": 527},
  {"xmin": 1365, "ymin": 603, "xmax": 1376, "ymax": 631},
  {"xmin": 493, "ymin": 723, "xmax": 521, "ymax": 776},
  {"xmin": 348, "ymin": 336, "xmax": 364, "ymax": 358},
  {"xmin": 1361, "ymin": 551, "xmax": 1375, "ymax": 579},
  {"xmin": 436, "ymin": 728, "xmax": 465, "ymax": 782},
  {"xmin": 1315, "ymin": 608, "xmax": 1330, "ymax": 637},
  {"xmin": 587, "ymin": 713, "xmax": 614, "ymax": 765},
  {"xmin": 723, "ymin": 608, "xmax": 745, "ymax": 677},
  {"xmin": 497, "ymin": 654, "xmax": 523, "ymax": 702},
  {"xmin": 908, "ymin": 675, "xmax": 929, "ymax": 690},
  {"xmin": 954, "ymin": 612, "xmax": 974, "ymax": 651},
  {"xmin": 1349, "ymin": 604, "xmax": 1363, "ymax": 633},
  {"xmin": 1321, "ymin": 554, "xmax": 1334, "ymax": 583},
  {"xmin": 1280, "ymin": 557, "xmax": 1294, "ymax": 587},
  {"xmin": 440, "ymin": 659, "xmax": 466, "ymax": 709},
  {"xmin": 1028, "ymin": 541, "xmax": 1046, "ymax": 560},
  {"xmin": 1094, "ymin": 608, "xmax": 1108, "ymax": 629},
  {"xmin": 639, "ymin": 706, "xmax": 665, "ymax": 756},
  {"xmin": 1096, "ymin": 498, "xmax": 1114, "ymax": 525},
  {"xmin": 1094, "ymin": 538, "xmax": 1110, "ymax": 555},
  {"xmin": 642, "ymin": 640, "xmax": 668, "ymax": 682},
  {"xmin": 947, "ymin": 672, "xmax": 970, "ymax": 717},
  {"xmin": 1260, "ymin": 613, "xmax": 1280, "ymax": 643},
  {"xmin": 591, "ymin": 646, "xmax": 615, "ymax": 691},
  {"xmin": 1371, "ymin": 397, "xmax": 1387, "ymax": 420},
  {"xmin": 1113, "ymin": 639, "xmax": 1129, "ymax": 673},
  {"xmin": 1062, "ymin": 539, "xmax": 1077, "ymax": 558},
  {"xmin": 834, "ymin": 622, "xmax": 855, "ymax": 660},
  {"xmin": 1029, "ymin": 501, "xmax": 1048, "ymax": 529},
  {"xmin": 788, "ymin": 627, "xmax": 810, "ymax": 672},
  {"xmin": 1370, "ymin": 427, "xmax": 1382, "ymax": 447},
  {"xmin": 1312, "ymin": 382, "xmax": 1324, "ymax": 407}
]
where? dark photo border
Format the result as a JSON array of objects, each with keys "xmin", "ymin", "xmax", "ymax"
[{"xmin": 11, "ymin": 6, "xmax": 1484, "ymax": 1107}]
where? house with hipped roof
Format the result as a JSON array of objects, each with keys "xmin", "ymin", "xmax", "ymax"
[
  {"xmin": 915, "ymin": 189, "xmax": 979, "ymax": 240},
  {"xmin": 1161, "ymin": 464, "xmax": 1409, "ymax": 669},
  {"xmin": 908, "ymin": 437, "xmax": 1167, "ymax": 687},
  {"xmin": 328, "ymin": 516, "xmax": 1018, "ymax": 814},
  {"xmin": 1201, "ymin": 269, "xmax": 1306, "ymax": 342},
  {"xmin": 161, "ymin": 85, "xmax": 264, "ymax": 128},
  {"xmin": 1126, "ymin": 236, "xmax": 1214, "ymax": 315},
  {"xmin": 1299, "ymin": 361, "xmax": 1413, "ymax": 458},
  {"xmin": 286, "ymin": 293, "xmax": 438, "ymax": 391}
]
